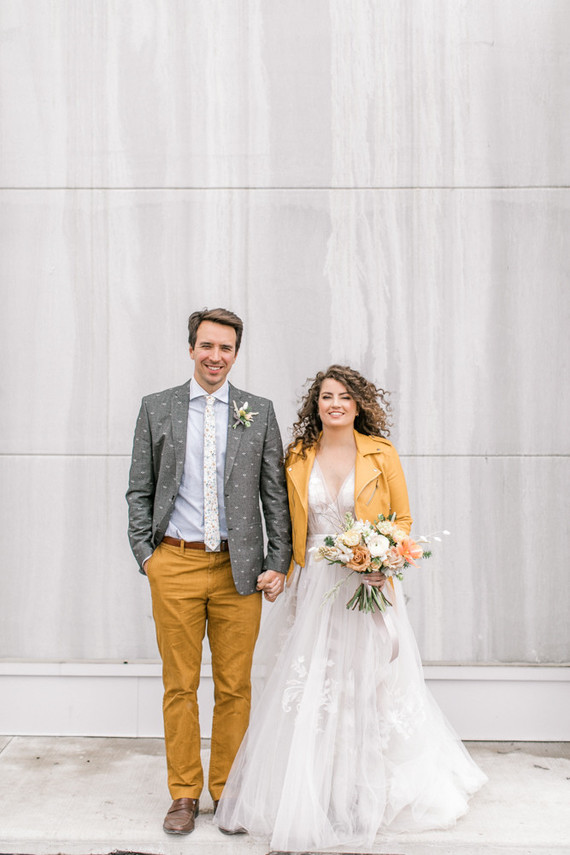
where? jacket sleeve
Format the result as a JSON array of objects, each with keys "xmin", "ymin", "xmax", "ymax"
[
  {"xmin": 125, "ymin": 399, "xmax": 156, "ymax": 572},
  {"xmin": 385, "ymin": 445, "xmax": 413, "ymax": 535},
  {"xmin": 259, "ymin": 402, "xmax": 293, "ymax": 574}
]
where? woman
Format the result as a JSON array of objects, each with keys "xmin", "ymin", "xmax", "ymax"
[{"xmin": 215, "ymin": 365, "xmax": 486, "ymax": 851}]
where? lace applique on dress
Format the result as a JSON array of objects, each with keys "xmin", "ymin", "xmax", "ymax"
[
  {"xmin": 377, "ymin": 684, "xmax": 428, "ymax": 748},
  {"xmin": 282, "ymin": 654, "xmax": 339, "ymax": 731}
]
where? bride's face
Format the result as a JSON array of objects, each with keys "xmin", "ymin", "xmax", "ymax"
[{"xmin": 318, "ymin": 378, "xmax": 358, "ymax": 429}]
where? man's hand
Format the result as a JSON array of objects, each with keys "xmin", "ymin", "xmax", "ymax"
[{"xmin": 256, "ymin": 570, "xmax": 285, "ymax": 602}]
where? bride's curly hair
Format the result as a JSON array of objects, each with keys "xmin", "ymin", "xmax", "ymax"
[{"xmin": 286, "ymin": 365, "xmax": 392, "ymax": 459}]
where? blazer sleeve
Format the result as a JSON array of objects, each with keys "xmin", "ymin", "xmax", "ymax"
[
  {"xmin": 125, "ymin": 399, "xmax": 156, "ymax": 572},
  {"xmin": 259, "ymin": 402, "xmax": 293, "ymax": 574},
  {"xmin": 384, "ymin": 445, "xmax": 413, "ymax": 535}
]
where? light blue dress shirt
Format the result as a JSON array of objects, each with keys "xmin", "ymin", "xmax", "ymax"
[{"xmin": 165, "ymin": 377, "xmax": 229, "ymax": 546}]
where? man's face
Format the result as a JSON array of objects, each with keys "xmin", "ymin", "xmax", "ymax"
[{"xmin": 190, "ymin": 320, "xmax": 238, "ymax": 392}]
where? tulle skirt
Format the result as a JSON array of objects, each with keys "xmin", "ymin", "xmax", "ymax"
[{"xmin": 215, "ymin": 539, "xmax": 487, "ymax": 851}]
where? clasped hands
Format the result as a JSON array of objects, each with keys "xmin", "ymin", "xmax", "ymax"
[{"xmin": 256, "ymin": 570, "xmax": 285, "ymax": 602}]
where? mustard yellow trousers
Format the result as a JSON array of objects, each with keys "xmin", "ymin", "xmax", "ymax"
[{"xmin": 146, "ymin": 541, "xmax": 262, "ymax": 800}]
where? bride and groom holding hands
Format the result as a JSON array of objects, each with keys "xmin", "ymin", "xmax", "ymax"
[{"xmin": 126, "ymin": 306, "xmax": 485, "ymax": 852}]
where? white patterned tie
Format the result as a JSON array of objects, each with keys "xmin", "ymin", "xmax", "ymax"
[{"xmin": 203, "ymin": 395, "xmax": 221, "ymax": 551}]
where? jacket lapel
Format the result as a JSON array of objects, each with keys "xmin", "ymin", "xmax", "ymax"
[
  {"xmin": 224, "ymin": 383, "xmax": 244, "ymax": 484},
  {"xmin": 354, "ymin": 431, "xmax": 383, "ymax": 504},
  {"xmin": 287, "ymin": 444, "xmax": 316, "ymax": 513},
  {"xmin": 171, "ymin": 382, "xmax": 190, "ymax": 483}
]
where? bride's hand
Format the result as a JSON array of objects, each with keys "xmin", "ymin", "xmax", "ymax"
[{"xmin": 364, "ymin": 571, "xmax": 387, "ymax": 589}]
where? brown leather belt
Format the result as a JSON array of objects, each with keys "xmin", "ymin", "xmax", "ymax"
[{"xmin": 162, "ymin": 536, "xmax": 229, "ymax": 552}]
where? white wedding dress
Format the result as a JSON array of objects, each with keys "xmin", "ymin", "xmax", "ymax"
[{"xmin": 215, "ymin": 461, "xmax": 487, "ymax": 851}]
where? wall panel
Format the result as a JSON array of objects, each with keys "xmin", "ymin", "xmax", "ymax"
[
  {"xmin": 0, "ymin": 2, "xmax": 568, "ymax": 670},
  {"xmin": 1, "ymin": 1, "xmax": 569, "ymax": 188},
  {"xmin": 2, "ymin": 190, "xmax": 568, "ymax": 456}
]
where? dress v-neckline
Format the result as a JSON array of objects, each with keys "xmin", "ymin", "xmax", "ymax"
[{"xmin": 314, "ymin": 457, "xmax": 355, "ymax": 505}]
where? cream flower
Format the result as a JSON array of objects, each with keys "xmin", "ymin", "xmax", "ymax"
[
  {"xmin": 376, "ymin": 520, "xmax": 396, "ymax": 536},
  {"xmin": 311, "ymin": 545, "xmax": 343, "ymax": 563},
  {"xmin": 339, "ymin": 529, "xmax": 361, "ymax": 548}
]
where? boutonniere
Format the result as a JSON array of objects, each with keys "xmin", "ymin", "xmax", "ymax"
[{"xmin": 232, "ymin": 400, "xmax": 259, "ymax": 429}]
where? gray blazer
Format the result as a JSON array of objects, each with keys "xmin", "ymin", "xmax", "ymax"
[{"xmin": 126, "ymin": 380, "xmax": 292, "ymax": 595}]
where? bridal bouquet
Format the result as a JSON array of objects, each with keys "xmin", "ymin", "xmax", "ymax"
[{"xmin": 312, "ymin": 513, "xmax": 442, "ymax": 614}]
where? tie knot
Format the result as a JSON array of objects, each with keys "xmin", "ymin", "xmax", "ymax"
[{"xmin": 206, "ymin": 395, "xmax": 215, "ymax": 407}]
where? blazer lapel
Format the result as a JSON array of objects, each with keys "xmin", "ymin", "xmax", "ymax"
[
  {"xmin": 224, "ymin": 383, "xmax": 244, "ymax": 484},
  {"xmin": 171, "ymin": 382, "xmax": 190, "ymax": 483}
]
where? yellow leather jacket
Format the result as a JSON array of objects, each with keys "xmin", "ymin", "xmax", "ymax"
[{"xmin": 285, "ymin": 430, "xmax": 412, "ymax": 567}]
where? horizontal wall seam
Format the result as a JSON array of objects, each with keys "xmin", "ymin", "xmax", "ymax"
[
  {"xmin": 0, "ymin": 663, "xmax": 568, "ymax": 677},
  {"xmin": 0, "ymin": 186, "xmax": 569, "ymax": 192}
]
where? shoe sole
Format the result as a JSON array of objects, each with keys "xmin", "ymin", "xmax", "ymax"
[{"xmin": 163, "ymin": 827, "xmax": 195, "ymax": 834}]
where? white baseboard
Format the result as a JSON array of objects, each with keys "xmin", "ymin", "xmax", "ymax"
[{"xmin": 0, "ymin": 662, "xmax": 568, "ymax": 741}]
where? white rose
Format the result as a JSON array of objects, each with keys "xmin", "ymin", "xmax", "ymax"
[{"xmin": 366, "ymin": 533, "xmax": 390, "ymax": 559}]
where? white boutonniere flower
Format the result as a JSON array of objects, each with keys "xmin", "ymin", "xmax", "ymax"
[{"xmin": 232, "ymin": 400, "xmax": 259, "ymax": 429}]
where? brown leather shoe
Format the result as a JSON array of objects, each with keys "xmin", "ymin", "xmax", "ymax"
[{"xmin": 163, "ymin": 797, "xmax": 199, "ymax": 834}]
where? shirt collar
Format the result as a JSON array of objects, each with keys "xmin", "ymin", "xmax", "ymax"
[{"xmin": 190, "ymin": 377, "xmax": 230, "ymax": 403}]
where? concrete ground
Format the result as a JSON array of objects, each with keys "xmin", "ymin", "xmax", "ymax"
[{"xmin": 0, "ymin": 737, "xmax": 568, "ymax": 855}]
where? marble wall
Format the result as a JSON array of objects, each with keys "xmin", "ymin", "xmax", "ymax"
[{"xmin": 0, "ymin": 1, "xmax": 568, "ymax": 664}]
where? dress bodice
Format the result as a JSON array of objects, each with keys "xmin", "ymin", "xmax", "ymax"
[{"xmin": 307, "ymin": 459, "xmax": 355, "ymax": 537}]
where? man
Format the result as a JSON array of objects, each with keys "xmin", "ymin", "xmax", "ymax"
[{"xmin": 126, "ymin": 308, "xmax": 291, "ymax": 835}]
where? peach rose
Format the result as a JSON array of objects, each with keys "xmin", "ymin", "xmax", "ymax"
[
  {"xmin": 385, "ymin": 546, "xmax": 406, "ymax": 570},
  {"xmin": 346, "ymin": 545, "xmax": 372, "ymax": 572}
]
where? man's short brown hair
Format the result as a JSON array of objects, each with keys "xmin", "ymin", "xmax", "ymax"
[{"xmin": 187, "ymin": 308, "xmax": 244, "ymax": 353}]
